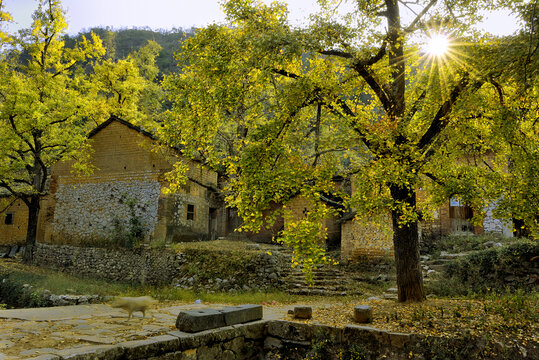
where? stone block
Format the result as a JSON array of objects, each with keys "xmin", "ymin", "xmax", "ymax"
[
  {"xmin": 120, "ymin": 335, "xmax": 180, "ymax": 359},
  {"xmin": 168, "ymin": 331, "xmax": 201, "ymax": 349},
  {"xmin": 220, "ymin": 304, "xmax": 263, "ymax": 326},
  {"xmin": 354, "ymin": 305, "xmax": 372, "ymax": 323},
  {"xmin": 7, "ymin": 245, "xmax": 18, "ymax": 258},
  {"xmin": 56, "ymin": 344, "xmax": 122, "ymax": 359},
  {"xmin": 293, "ymin": 306, "xmax": 312, "ymax": 319},
  {"xmin": 233, "ymin": 321, "xmax": 266, "ymax": 339},
  {"xmin": 344, "ymin": 325, "xmax": 390, "ymax": 353},
  {"xmin": 25, "ymin": 355, "xmax": 61, "ymax": 360},
  {"xmin": 176, "ymin": 309, "xmax": 225, "ymax": 333},
  {"xmin": 267, "ymin": 320, "xmax": 311, "ymax": 341},
  {"xmin": 264, "ymin": 336, "xmax": 283, "ymax": 350},
  {"xmin": 209, "ymin": 326, "xmax": 239, "ymax": 343},
  {"xmin": 310, "ymin": 324, "xmax": 343, "ymax": 344},
  {"xmin": 389, "ymin": 332, "xmax": 413, "ymax": 349},
  {"xmin": 197, "ymin": 344, "xmax": 222, "ymax": 360}
]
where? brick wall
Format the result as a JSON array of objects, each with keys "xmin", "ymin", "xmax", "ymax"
[{"xmin": 341, "ymin": 215, "xmax": 393, "ymax": 262}]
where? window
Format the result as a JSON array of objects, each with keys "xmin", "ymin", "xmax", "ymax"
[
  {"xmin": 4, "ymin": 213, "xmax": 13, "ymax": 225},
  {"xmin": 186, "ymin": 204, "xmax": 195, "ymax": 220}
]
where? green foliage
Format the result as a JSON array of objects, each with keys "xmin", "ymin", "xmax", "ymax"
[
  {"xmin": 162, "ymin": 0, "xmax": 534, "ymax": 301},
  {"xmin": 179, "ymin": 247, "xmax": 258, "ymax": 285},
  {"xmin": 342, "ymin": 344, "xmax": 367, "ymax": 360},
  {"xmin": 108, "ymin": 196, "xmax": 146, "ymax": 249},
  {"xmin": 0, "ymin": 0, "xmax": 105, "ymax": 258},
  {"xmin": 66, "ymin": 27, "xmax": 191, "ymax": 75},
  {"xmin": 430, "ymin": 240, "xmax": 538, "ymax": 295},
  {"xmin": 90, "ymin": 39, "xmax": 165, "ymax": 127},
  {"xmin": 413, "ymin": 334, "xmax": 478, "ymax": 360},
  {"xmin": 0, "ymin": 271, "xmax": 47, "ymax": 308},
  {"xmin": 0, "ymin": 261, "xmax": 136, "ymax": 306},
  {"xmin": 428, "ymin": 234, "xmax": 514, "ymax": 255}
]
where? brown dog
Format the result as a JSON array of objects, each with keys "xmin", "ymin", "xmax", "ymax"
[{"xmin": 111, "ymin": 296, "xmax": 158, "ymax": 319}]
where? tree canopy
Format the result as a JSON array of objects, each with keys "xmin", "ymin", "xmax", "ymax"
[
  {"xmin": 0, "ymin": 0, "xmax": 167, "ymax": 261},
  {"xmin": 161, "ymin": 0, "xmax": 536, "ymax": 301}
]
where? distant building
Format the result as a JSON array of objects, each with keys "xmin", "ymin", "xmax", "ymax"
[{"xmin": 0, "ymin": 116, "xmax": 223, "ymax": 247}]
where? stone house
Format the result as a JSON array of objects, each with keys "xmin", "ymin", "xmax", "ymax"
[
  {"xmin": 35, "ymin": 116, "xmax": 222, "ymax": 245},
  {"xmin": 0, "ymin": 197, "xmax": 29, "ymax": 245},
  {"xmin": 340, "ymin": 189, "xmax": 514, "ymax": 262}
]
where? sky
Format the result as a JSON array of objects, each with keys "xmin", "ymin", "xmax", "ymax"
[{"xmin": 2, "ymin": 0, "xmax": 521, "ymax": 36}]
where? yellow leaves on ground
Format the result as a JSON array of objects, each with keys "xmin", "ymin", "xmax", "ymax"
[{"xmin": 283, "ymin": 296, "xmax": 538, "ymax": 347}]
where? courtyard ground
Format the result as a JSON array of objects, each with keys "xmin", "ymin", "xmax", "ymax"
[{"xmin": 0, "ymin": 293, "xmax": 536, "ymax": 359}]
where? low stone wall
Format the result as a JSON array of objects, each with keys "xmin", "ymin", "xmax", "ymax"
[
  {"xmin": 265, "ymin": 320, "xmax": 535, "ymax": 360},
  {"xmin": 28, "ymin": 320, "xmax": 536, "ymax": 360},
  {"xmin": 174, "ymin": 250, "xmax": 287, "ymax": 292},
  {"xmin": 32, "ymin": 243, "xmax": 184, "ymax": 285}
]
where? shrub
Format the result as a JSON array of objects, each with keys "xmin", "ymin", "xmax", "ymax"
[{"xmin": 431, "ymin": 240, "xmax": 538, "ymax": 295}]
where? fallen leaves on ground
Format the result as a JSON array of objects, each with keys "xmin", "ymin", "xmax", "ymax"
[{"xmin": 277, "ymin": 296, "xmax": 538, "ymax": 348}]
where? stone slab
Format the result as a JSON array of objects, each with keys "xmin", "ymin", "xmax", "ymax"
[
  {"xmin": 120, "ymin": 335, "xmax": 180, "ymax": 359},
  {"xmin": 0, "ymin": 304, "xmax": 124, "ymax": 321},
  {"xmin": 220, "ymin": 304, "xmax": 263, "ymax": 326},
  {"xmin": 25, "ymin": 355, "xmax": 61, "ymax": 360},
  {"xmin": 56, "ymin": 344, "xmax": 123, "ymax": 360},
  {"xmin": 176, "ymin": 309, "xmax": 226, "ymax": 333},
  {"xmin": 7, "ymin": 246, "xmax": 18, "ymax": 258}
]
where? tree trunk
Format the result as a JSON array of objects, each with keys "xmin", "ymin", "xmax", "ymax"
[
  {"xmin": 22, "ymin": 195, "xmax": 40, "ymax": 263},
  {"xmin": 390, "ymin": 185, "xmax": 426, "ymax": 302}
]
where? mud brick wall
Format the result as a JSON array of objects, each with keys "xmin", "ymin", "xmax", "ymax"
[
  {"xmin": 341, "ymin": 216, "xmax": 394, "ymax": 262},
  {"xmin": 40, "ymin": 119, "xmax": 218, "ymax": 244},
  {"xmin": 0, "ymin": 197, "xmax": 29, "ymax": 245}
]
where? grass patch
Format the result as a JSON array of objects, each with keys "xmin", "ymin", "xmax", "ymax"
[
  {"xmin": 428, "ymin": 234, "xmax": 518, "ymax": 257},
  {"xmin": 137, "ymin": 286, "xmax": 336, "ymax": 304},
  {"xmin": 428, "ymin": 239, "xmax": 538, "ymax": 296},
  {"xmin": 0, "ymin": 259, "xmax": 363, "ymax": 307},
  {"xmin": 171, "ymin": 239, "xmax": 280, "ymax": 253},
  {"xmin": 0, "ymin": 260, "xmax": 136, "ymax": 297}
]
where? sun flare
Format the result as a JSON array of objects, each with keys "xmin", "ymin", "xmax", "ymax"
[{"xmin": 423, "ymin": 34, "xmax": 450, "ymax": 57}]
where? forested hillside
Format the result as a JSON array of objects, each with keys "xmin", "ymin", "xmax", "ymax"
[{"xmin": 65, "ymin": 27, "xmax": 193, "ymax": 75}]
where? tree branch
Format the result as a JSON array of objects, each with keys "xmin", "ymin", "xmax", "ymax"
[
  {"xmin": 406, "ymin": 88, "xmax": 427, "ymax": 121},
  {"xmin": 418, "ymin": 74, "xmax": 483, "ymax": 151},
  {"xmin": 488, "ymin": 78, "xmax": 504, "ymax": 106},
  {"xmin": 0, "ymin": 181, "xmax": 31, "ymax": 207},
  {"xmin": 353, "ymin": 65, "xmax": 392, "ymax": 113},
  {"xmin": 272, "ymin": 68, "xmax": 300, "ymax": 79},
  {"xmin": 404, "ymin": 0, "xmax": 438, "ymax": 32},
  {"xmin": 8, "ymin": 115, "xmax": 36, "ymax": 153},
  {"xmin": 318, "ymin": 50, "xmax": 353, "ymax": 59}
]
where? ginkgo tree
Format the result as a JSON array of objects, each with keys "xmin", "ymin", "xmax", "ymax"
[
  {"xmin": 163, "ymin": 0, "xmax": 530, "ymax": 302},
  {"xmin": 90, "ymin": 39, "xmax": 164, "ymax": 128},
  {"xmin": 0, "ymin": 0, "xmax": 105, "ymax": 261}
]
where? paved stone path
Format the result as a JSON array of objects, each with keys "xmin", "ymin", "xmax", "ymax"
[{"xmin": 0, "ymin": 302, "xmax": 291, "ymax": 359}]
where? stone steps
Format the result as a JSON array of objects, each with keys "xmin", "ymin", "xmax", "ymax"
[
  {"xmin": 287, "ymin": 277, "xmax": 348, "ymax": 286},
  {"xmin": 420, "ymin": 252, "xmax": 469, "ymax": 275},
  {"xmin": 287, "ymin": 288, "xmax": 351, "ymax": 296},
  {"xmin": 281, "ymin": 264, "xmax": 359, "ymax": 296}
]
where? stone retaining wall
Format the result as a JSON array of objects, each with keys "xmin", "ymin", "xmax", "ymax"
[
  {"xmin": 174, "ymin": 250, "xmax": 287, "ymax": 292},
  {"xmin": 26, "ymin": 320, "xmax": 536, "ymax": 360},
  {"xmin": 32, "ymin": 243, "xmax": 184, "ymax": 285}
]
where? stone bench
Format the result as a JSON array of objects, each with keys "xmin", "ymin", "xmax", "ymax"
[{"xmin": 176, "ymin": 304, "xmax": 263, "ymax": 333}]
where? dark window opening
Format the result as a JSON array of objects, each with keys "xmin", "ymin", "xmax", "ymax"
[
  {"xmin": 187, "ymin": 204, "xmax": 195, "ymax": 220},
  {"xmin": 4, "ymin": 213, "xmax": 13, "ymax": 225}
]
